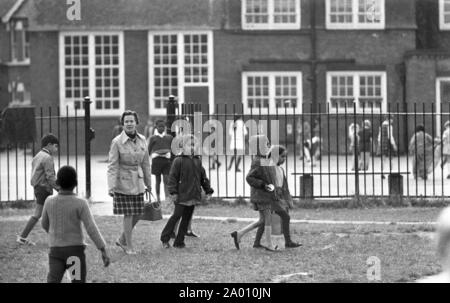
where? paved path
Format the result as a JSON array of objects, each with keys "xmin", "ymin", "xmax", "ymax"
[{"xmin": 0, "ymin": 213, "xmax": 435, "ymax": 226}]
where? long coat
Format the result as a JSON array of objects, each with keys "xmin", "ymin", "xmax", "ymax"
[
  {"xmin": 107, "ymin": 131, "xmax": 152, "ymax": 195},
  {"xmin": 246, "ymin": 157, "xmax": 294, "ymax": 211}
]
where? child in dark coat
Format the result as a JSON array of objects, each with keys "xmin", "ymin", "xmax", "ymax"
[{"xmin": 160, "ymin": 135, "xmax": 213, "ymax": 248}]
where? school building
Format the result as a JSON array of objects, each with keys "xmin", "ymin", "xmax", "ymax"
[{"xmin": 1, "ymin": 0, "xmax": 450, "ymax": 154}]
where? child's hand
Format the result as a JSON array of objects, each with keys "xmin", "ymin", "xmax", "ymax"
[
  {"xmin": 265, "ymin": 184, "xmax": 275, "ymax": 192},
  {"xmin": 101, "ymin": 248, "xmax": 110, "ymax": 267},
  {"xmin": 171, "ymin": 194, "xmax": 179, "ymax": 203}
]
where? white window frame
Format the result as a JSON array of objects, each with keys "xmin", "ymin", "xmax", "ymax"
[
  {"xmin": 325, "ymin": 0, "xmax": 385, "ymax": 30},
  {"xmin": 8, "ymin": 19, "xmax": 30, "ymax": 63},
  {"xmin": 242, "ymin": 0, "xmax": 301, "ymax": 30},
  {"xmin": 326, "ymin": 71, "xmax": 387, "ymax": 113},
  {"xmin": 148, "ymin": 31, "xmax": 214, "ymax": 116},
  {"xmin": 242, "ymin": 71, "xmax": 302, "ymax": 115},
  {"xmin": 440, "ymin": 0, "xmax": 450, "ymax": 30},
  {"xmin": 59, "ymin": 32, "xmax": 125, "ymax": 117}
]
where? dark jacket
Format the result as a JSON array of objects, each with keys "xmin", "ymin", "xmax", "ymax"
[
  {"xmin": 246, "ymin": 156, "xmax": 294, "ymax": 210},
  {"xmin": 167, "ymin": 155, "xmax": 213, "ymax": 204}
]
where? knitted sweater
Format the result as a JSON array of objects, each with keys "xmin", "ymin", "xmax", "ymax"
[
  {"xmin": 41, "ymin": 192, "xmax": 106, "ymax": 249},
  {"xmin": 30, "ymin": 149, "xmax": 58, "ymax": 192}
]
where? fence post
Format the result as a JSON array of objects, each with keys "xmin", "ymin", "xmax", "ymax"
[
  {"xmin": 166, "ymin": 95, "xmax": 178, "ymax": 137},
  {"xmin": 353, "ymin": 103, "xmax": 359, "ymax": 200},
  {"xmin": 83, "ymin": 96, "xmax": 94, "ymax": 200}
]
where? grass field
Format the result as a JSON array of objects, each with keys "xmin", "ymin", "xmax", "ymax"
[{"xmin": 0, "ymin": 205, "xmax": 443, "ymax": 283}]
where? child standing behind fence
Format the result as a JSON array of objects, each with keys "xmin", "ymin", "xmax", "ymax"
[
  {"xmin": 17, "ymin": 134, "xmax": 60, "ymax": 246},
  {"xmin": 148, "ymin": 119, "xmax": 173, "ymax": 203},
  {"xmin": 358, "ymin": 120, "xmax": 373, "ymax": 171}
]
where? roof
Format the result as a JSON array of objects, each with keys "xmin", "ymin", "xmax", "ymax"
[
  {"xmin": 18, "ymin": 0, "xmax": 226, "ymax": 31},
  {"xmin": 0, "ymin": 0, "xmax": 24, "ymax": 23}
]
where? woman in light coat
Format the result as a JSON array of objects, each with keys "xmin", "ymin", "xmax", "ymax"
[{"xmin": 107, "ymin": 110, "xmax": 152, "ymax": 254}]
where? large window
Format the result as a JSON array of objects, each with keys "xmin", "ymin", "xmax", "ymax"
[
  {"xmin": 326, "ymin": 0, "xmax": 385, "ymax": 29},
  {"xmin": 242, "ymin": 0, "xmax": 301, "ymax": 30},
  {"xmin": 440, "ymin": 0, "xmax": 450, "ymax": 30},
  {"xmin": 149, "ymin": 31, "xmax": 213, "ymax": 115},
  {"xmin": 327, "ymin": 71, "xmax": 387, "ymax": 113},
  {"xmin": 59, "ymin": 32, "xmax": 124, "ymax": 116},
  {"xmin": 9, "ymin": 19, "xmax": 30, "ymax": 63},
  {"xmin": 242, "ymin": 72, "xmax": 302, "ymax": 114}
]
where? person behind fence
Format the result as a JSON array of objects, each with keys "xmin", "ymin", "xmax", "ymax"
[
  {"xmin": 41, "ymin": 166, "xmax": 110, "ymax": 283},
  {"xmin": 378, "ymin": 117, "xmax": 397, "ymax": 178},
  {"xmin": 231, "ymin": 135, "xmax": 288, "ymax": 252},
  {"xmin": 228, "ymin": 115, "xmax": 247, "ymax": 172},
  {"xmin": 160, "ymin": 134, "xmax": 213, "ymax": 248},
  {"xmin": 148, "ymin": 119, "xmax": 173, "ymax": 203},
  {"xmin": 408, "ymin": 124, "xmax": 436, "ymax": 180},
  {"xmin": 108, "ymin": 110, "xmax": 152, "ymax": 255},
  {"xmin": 207, "ymin": 126, "xmax": 221, "ymax": 170},
  {"xmin": 17, "ymin": 133, "xmax": 60, "ymax": 246},
  {"xmin": 417, "ymin": 206, "xmax": 450, "ymax": 283},
  {"xmin": 251, "ymin": 145, "xmax": 302, "ymax": 250},
  {"xmin": 296, "ymin": 120, "xmax": 311, "ymax": 161},
  {"xmin": 348, "ymin": 123, "xmax": 360, "ymax": 171},
  {"xmin": 441, "ymin": 121, "xmax": 450, "ymax": 179},
  {"xmin": 144, "ymin": 117, "xmax": 156, "ymax": 142},
  {"xmin": 358, "ymin": 120, "xmax": 373, "ymax": 171}
]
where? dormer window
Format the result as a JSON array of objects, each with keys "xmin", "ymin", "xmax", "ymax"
[
  {"xmin": 242, "ymin": 0, "xmax": 301, "ymax": 30},
  {"xmin": 9, "ymin": 19, "xmax": 30, "ymax": 62}
]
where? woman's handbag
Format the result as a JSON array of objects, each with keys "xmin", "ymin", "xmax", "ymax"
[{"xmin": 141, "ymin": 190, "xmax": 163, "ymax": 221}]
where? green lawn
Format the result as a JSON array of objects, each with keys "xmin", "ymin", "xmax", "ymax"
[{"xmin": 0, "ymin": 206, "xmax": 443, "ymax": 283}]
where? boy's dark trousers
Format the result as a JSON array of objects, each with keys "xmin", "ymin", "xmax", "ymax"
[
  {"xmin": 254, "ymin": 209, "xmax": 291, "ymax": 245},
  {"xmin": 47, "ymin": 246, "xmax": 87, "ymax": 283},
  {"xmin": 161, "ymin": 204, "xmax": 195, "ymax": 246}
]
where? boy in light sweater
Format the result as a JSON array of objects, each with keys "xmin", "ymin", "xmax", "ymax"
[
  {"xmin": 41, "ymin": 166, "xmax": 110, "ymax": 283},
  {"xmin": 17, "ymin": 133, "xmax": 60, "ymax": 245}
]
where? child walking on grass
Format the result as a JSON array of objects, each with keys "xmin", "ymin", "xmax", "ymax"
[
  {"xmin": 41, "ymin": 166, "xmax": 110, "ymax": 283},
  {"xmin": 160, "ymin": 135, "xmax": 213, "ymax": 248},
  {"xmin": 17, "ymin": 134, "xmax": 60, "ymax": 246}
]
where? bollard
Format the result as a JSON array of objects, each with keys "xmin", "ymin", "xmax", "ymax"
[
  {"xmin": 299, "ymin": 174, "xmax": 314, "ymax": 199},
  {"xmin": 388, "ymin": 173, "xmax": 403, "ymax": 204}
]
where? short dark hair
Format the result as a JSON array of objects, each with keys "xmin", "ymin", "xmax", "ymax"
[
  {"xmin": 41, "ymin": 133, "xmax": 59, "ymax": 148},
  {"xmin": 155, "ymin": 119, "xmax": 166, "ymax": 126},
  {"xmin": 415, "ymin": 124, "xmax": 425, "ymax": 133},
  {"xmin": 56, "ymin": 166, "xmax": 78, "ymax": 190},
  {"xmin": 120, "ymin": 110, "xmax": 139, "ymax": 125},
  {"xmin": 269, "ymin": 145, "xmax": 287, "ymax": 157}
]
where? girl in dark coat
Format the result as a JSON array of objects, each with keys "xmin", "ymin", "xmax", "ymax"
[
  {"xmin": 230, "ymin": 135, "xmax": 273, "ymax": 250},
  {"xmin": 252, "ymin": 145, "xmax": 302, "ymax": 250}
]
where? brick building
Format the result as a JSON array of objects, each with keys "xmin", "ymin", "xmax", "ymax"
[{"xmin": 0, "ymin": 0, "xmax": 446, "ymax": 154}]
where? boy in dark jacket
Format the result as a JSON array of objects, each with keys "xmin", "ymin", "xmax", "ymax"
[{"xmin": 160, "ymin": 135, "xmax": 213, "ymax": 248}]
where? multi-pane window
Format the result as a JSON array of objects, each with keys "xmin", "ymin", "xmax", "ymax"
[
  {"xmin": 149, "ymin": 32, "xmax": 213, "ymax": 115},
  {"xmin": 242, "ymin": 0, "xmax": 301, "ymax": 30},
  {"xmin": 9, "ymin": 19, "xmax": 30, "ymax": 62},
  {"xmin": 327, "ymin": 72, "xmax": 386, "ymax": 113},
  {"xmin": 243, "ymin": 72, "xmax": 302, "ymax": 114},
  {"xmin": 440, "ymin": 0, "xmax": 450, "ymax": 29},
  {"xmin": 326, "ymin": 0, "xmax": 384, "ymax": 29},
  {"xmin": 60, "ymin": 32, "xmax": 124, "ymax": 116},
  {"xmin": 184, "ymin": 34, "xmax": 209, "ymax": 83}
]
